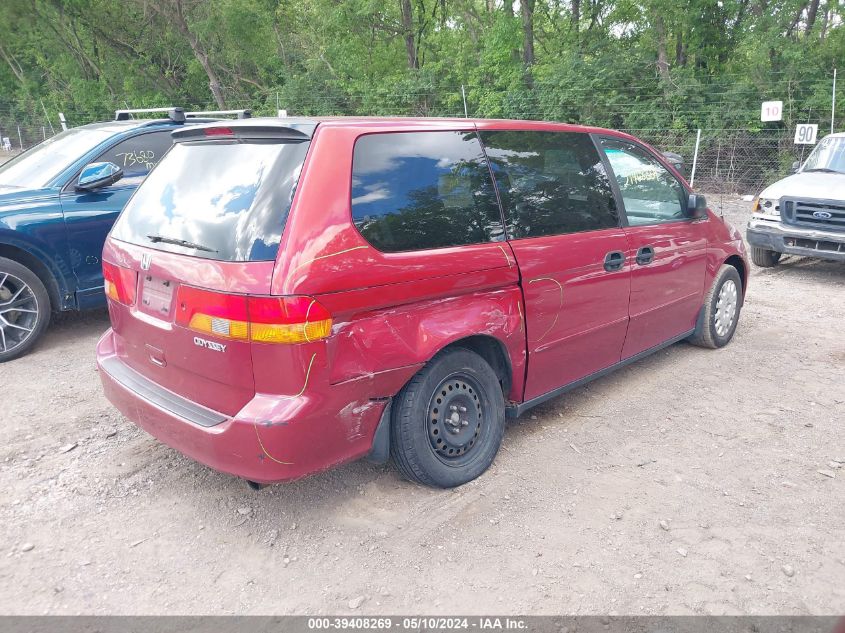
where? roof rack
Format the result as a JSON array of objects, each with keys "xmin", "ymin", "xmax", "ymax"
[
  {"xmin": 114, "ymin": 107, "xmax": 186, "ymax": 122},
  {"xmin": 186, "ymin": 109, "xmax": 252, "ymax": 119}
]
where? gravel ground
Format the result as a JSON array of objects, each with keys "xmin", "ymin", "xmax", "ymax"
[{"xmin": 1, "ymin": 195, "xmax": 843, "ymax": 615}]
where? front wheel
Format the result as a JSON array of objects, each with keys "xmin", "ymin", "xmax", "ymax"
[
  {"xmin": 0, "ymin": 257, "xmax": 51, "ymax": 362},
  {"xmin": 390, "ymin": 347, "xmax": 505, "ymax": 488},
  {"xmin": 688, "ymin": 264, "xmax": 743, "ymax": 349}
]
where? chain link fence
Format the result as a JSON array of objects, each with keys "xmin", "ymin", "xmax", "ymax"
[
  {"xmin": 0, "ymin": 111, "xmax": 56, "ymax": 165},
  {"xmin": 629, "ymin": 128, "xmax": 824, "ymax": 194},
  {"xmin": 0, "ymin": 103, "xmax": 828, "ymax": 194}
]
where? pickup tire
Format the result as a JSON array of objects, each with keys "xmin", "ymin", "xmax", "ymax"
[
  {"xmin": 689, "ymin": 264, "xmax": 743, "ymax": 349},
  {"xmin": 390, "ymin": 347, "xmax": 505, "ymax": 488},
  {"xmin": 750, "ymin": 246, "xmax": 781, "ymax": 268},
  {"xmin": 0, "ymin": 257, "xmax": 51, "ymax": 362}
]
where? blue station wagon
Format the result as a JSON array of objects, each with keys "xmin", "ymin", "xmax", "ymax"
[{"xmin": 0, "ymin": 107, "xmax": 249, "ymax": 361}]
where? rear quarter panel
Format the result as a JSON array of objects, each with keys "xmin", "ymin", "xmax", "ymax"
[{"xmin": 272, "ymin": 123, "xmax": 527, "ymax": 401}]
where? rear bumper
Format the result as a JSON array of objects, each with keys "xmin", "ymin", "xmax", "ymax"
[
  {"xmin": 96, "ymin": 329, "xmax": 417, "ymax": 483},
  {"xmin": 747, "ymin": 219, "xmax": 845, "ymax": 262}
]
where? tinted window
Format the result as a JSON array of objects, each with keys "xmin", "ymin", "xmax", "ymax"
[
  {"xmin": 351, "ymin": 131, "xmax": 504, "ymax": 252},
  {"xmin": 600, "ymin": 138, "xmax": 686, "ymax": 225},
  {"xmin": 110, "ymin": 139, "xmax": 310, "ymax": 262},
  {"xmin": 479, "ymin": 131, "xmax": 619, "ymax": 239},
  {"xmin": 96, "ymin": 131, "xmax": 174, "ymax": 177}
]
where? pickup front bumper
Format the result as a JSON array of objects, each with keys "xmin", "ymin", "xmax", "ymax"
[{"xmin": 747, "ymin": 218, "xmax": 845, "ymax": 262}]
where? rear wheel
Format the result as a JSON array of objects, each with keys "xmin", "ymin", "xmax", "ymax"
[
  {"xmin": 390, "ymin": 347, "xmax": 505, "ymax": 488},
  {"xmin": 0, "ymin": 257, "xmax": 51, "ymax": 362},
  {"xmin": 688, "ymin": 264, "xmax": 742, "ymax": 349},
  {"xmin": 750, "ymin": 246, "xmax": 781, "ymax": 268}
]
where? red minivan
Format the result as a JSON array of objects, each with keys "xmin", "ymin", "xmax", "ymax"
[{"xmin": 97, "ymin": 117, "xmax": 748, "ymax": 488}]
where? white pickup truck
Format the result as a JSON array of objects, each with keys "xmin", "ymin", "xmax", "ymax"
[{"xmin": 747, "ymin": 133, "xmax": 845, "ymax": 266}]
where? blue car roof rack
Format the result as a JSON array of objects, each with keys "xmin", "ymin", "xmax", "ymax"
[
  {"xmin": 114, "ymin": 107, "xmax": 186, "ymax": 123},
  {"xmin": 114, "ymin": 107, "xmax": 251, "ymax": 123}
]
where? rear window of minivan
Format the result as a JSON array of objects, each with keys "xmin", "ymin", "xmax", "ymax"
[
  {"xmin": 110, "ymin": 139, "xmax": 310, "ymax": 261},
  {"xmin": 351, "ymin": 131, "xmax": 505, "ymax": 252}
]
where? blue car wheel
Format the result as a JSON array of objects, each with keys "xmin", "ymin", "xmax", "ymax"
[{"xmin": 0, "ymin": 257, "xmax": 50, "ymax": 362}]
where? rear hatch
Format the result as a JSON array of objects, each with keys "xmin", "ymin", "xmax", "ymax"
[{"xmin": 103, "ymin": 122, "xmax": 314, "ymax": 416}]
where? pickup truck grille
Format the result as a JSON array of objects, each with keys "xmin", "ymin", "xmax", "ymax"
[{"xmin": 782, "ymin": 198, "xmax": 845, "ymax": 232}]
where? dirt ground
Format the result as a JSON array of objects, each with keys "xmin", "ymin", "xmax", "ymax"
[{"xmin": 1, "ymin": 195, "xmax": 843, "ymax": 616}]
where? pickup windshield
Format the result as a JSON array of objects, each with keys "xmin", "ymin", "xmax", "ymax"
[
  {"xmin": 110, "ymin": 139, "xmax": 310, "ymax": 262},
  {"xmin": 801, "ymin": 136, "xmax": 845, "ymax": 174},
  {"xmin": 0, "ymin": 127, "xmax": 113, "ymax": 189}
]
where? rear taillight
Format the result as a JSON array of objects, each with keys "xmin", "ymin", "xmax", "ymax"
[
  {"xmin": 249, "ymin": 296, "xmax": 332, "ymax": 344},
  {"xmin": 175, "ymin": 286, "xmax": 249, "ymax": 339},
  {"xmin": 175, "ymin": 287, "xmax": 332, "ymax": 344},
  {"xmin": 103, "ymin": 261, "xmax": 137, "ymax": 306}
]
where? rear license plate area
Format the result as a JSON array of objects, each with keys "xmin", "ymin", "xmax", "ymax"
[{"xmin": 139, "ymin": 274, "xmax": 175, "ymax": 318}]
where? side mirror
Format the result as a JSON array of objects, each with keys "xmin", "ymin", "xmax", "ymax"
[
  {"xmin": 790, "ymin": 160, "xmax": 800, "ymax": 174},
  {"xmin": 76, "ymin": 162, "xmax": 123, "ymax": 191},
  {"xmin": 687, "ymin": 193, "xmax": 708, "ymax": 218}
]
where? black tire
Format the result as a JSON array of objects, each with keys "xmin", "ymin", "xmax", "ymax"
[
  {"xmin": 0, "ymin": 256, "xmax": 51, "ymax": 362},
  {"xmin": 390, "ymin": 347, "xmax": 506, "ymax": 488},
  {"xmin": 750, "ymin": 246, "xmax": 781, "ymax": 268},
  {"xmin": 688, "ymin": 264, "xmax": 743, "ymax": 349}
]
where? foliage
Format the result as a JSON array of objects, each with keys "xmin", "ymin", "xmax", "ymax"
[{"xmin": 0, "ymin": 0, "xmax": 842, "ymax": 134}]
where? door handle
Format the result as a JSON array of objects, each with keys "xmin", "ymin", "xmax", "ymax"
[
  {"xmin": 636, "ymin": 246, "xmax": 655, "ymax": 265},
  {"xmin": 603, "ymin": 250, "xmax": 625, "ymax": 272}
]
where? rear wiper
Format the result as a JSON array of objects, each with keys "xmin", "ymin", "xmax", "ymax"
[
  {"xmin": 146, "ymin": 234, "xmax": 217, "ymax": 253},
  {"xmin": 803, "ymin": 168, "xmax": 842, "ymax": 174}
]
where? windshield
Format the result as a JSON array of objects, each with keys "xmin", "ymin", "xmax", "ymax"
[
  {"xmin": 0, "ymin": 127, "xmax": 114, "ymax": 189},
  {"xmin": 801, "ymin": 136, "xmax": 845, "ymax": 174},
  {"xmin": 110, "ymin": 139, "xmax": 310, "ymax": 262}
]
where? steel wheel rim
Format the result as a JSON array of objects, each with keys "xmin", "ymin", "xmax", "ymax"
[
  {"xmin": 714, "ymin": 279, "xmax": 738, "ymax": 337},
  {"xmin": 0, "ymin": 272, "xmax": 40, "ymax": 354},
  {"xmin": 427, "ymin": 372, "xmax": 487, "ymax": 466}
]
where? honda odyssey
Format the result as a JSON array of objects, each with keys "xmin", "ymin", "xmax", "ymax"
[{"xmin": 97, "ymin": 117, "xmax": 748, "ymax": 488}]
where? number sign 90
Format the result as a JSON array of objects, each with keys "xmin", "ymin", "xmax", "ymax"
[{"xmin": 794, "ymin": 124, "xmax": 818, "ymax": 145}]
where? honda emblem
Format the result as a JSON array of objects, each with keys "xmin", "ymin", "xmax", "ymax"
[{"xmin": 140, "ymin": 253, "xmax": 152, "ymax": 270}]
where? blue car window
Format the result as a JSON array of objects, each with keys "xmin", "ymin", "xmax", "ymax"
[
  {"xmin": 94, "ymin": 131, "xmax": 175, "ymax": 177},
  {"xmin": 0, "ymin": 127, "xmax": 113, "ymax": 189}
]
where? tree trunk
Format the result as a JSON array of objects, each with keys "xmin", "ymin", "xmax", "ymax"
[
  {"xmin": 503, "ymin": 0, "xmax": 514, "ymax": 18},
  {"xmin": 820, "ymin": 3, "xmax": 830, "ymax": 38},
  {"xmin": 654, "ymin": 16, "xmax": 670, "ymax": 79},
  {"xmin": 654, "ymin": 14, "xmax": 671, "ymax": 96},
  {"xmin": 143, "ymin": 0, "xmax": 227, "ymax": 108},
  {"xmin": 588, "ymin": 0, "xmax": 601, "ymax": 30},
  {"xmin": 521, "ymin": 0, "xmax": 535, "ymax": 66},
  {"xmin": 786, "ymin": 1, "xmax": 808, "ymax": 37},
  {"xmin": 174, "ymin": 5, "xmax": 226, "ymax": 107},
  {"xmin": 572, "ymin": 0, "xmax": 580, "ymax": 35},
  {"xmin": 400, "ymin": 0, "xmax": 418, "ymax": 69},
  {"xmin": 0, "ymin": 43, "xmax": 25, "ymax": 84},
  {"xmin": 806, "ymin": 0, "xmax": 821, "ymax": 32},
  {"xmin": 675, "ymin": 30, "xmax": 686, "ymax": 66}
]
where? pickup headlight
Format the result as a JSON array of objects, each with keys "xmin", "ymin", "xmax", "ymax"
[{"xmin": 752, "ymin": 197, "xmax": 781, "ymax": 218}]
